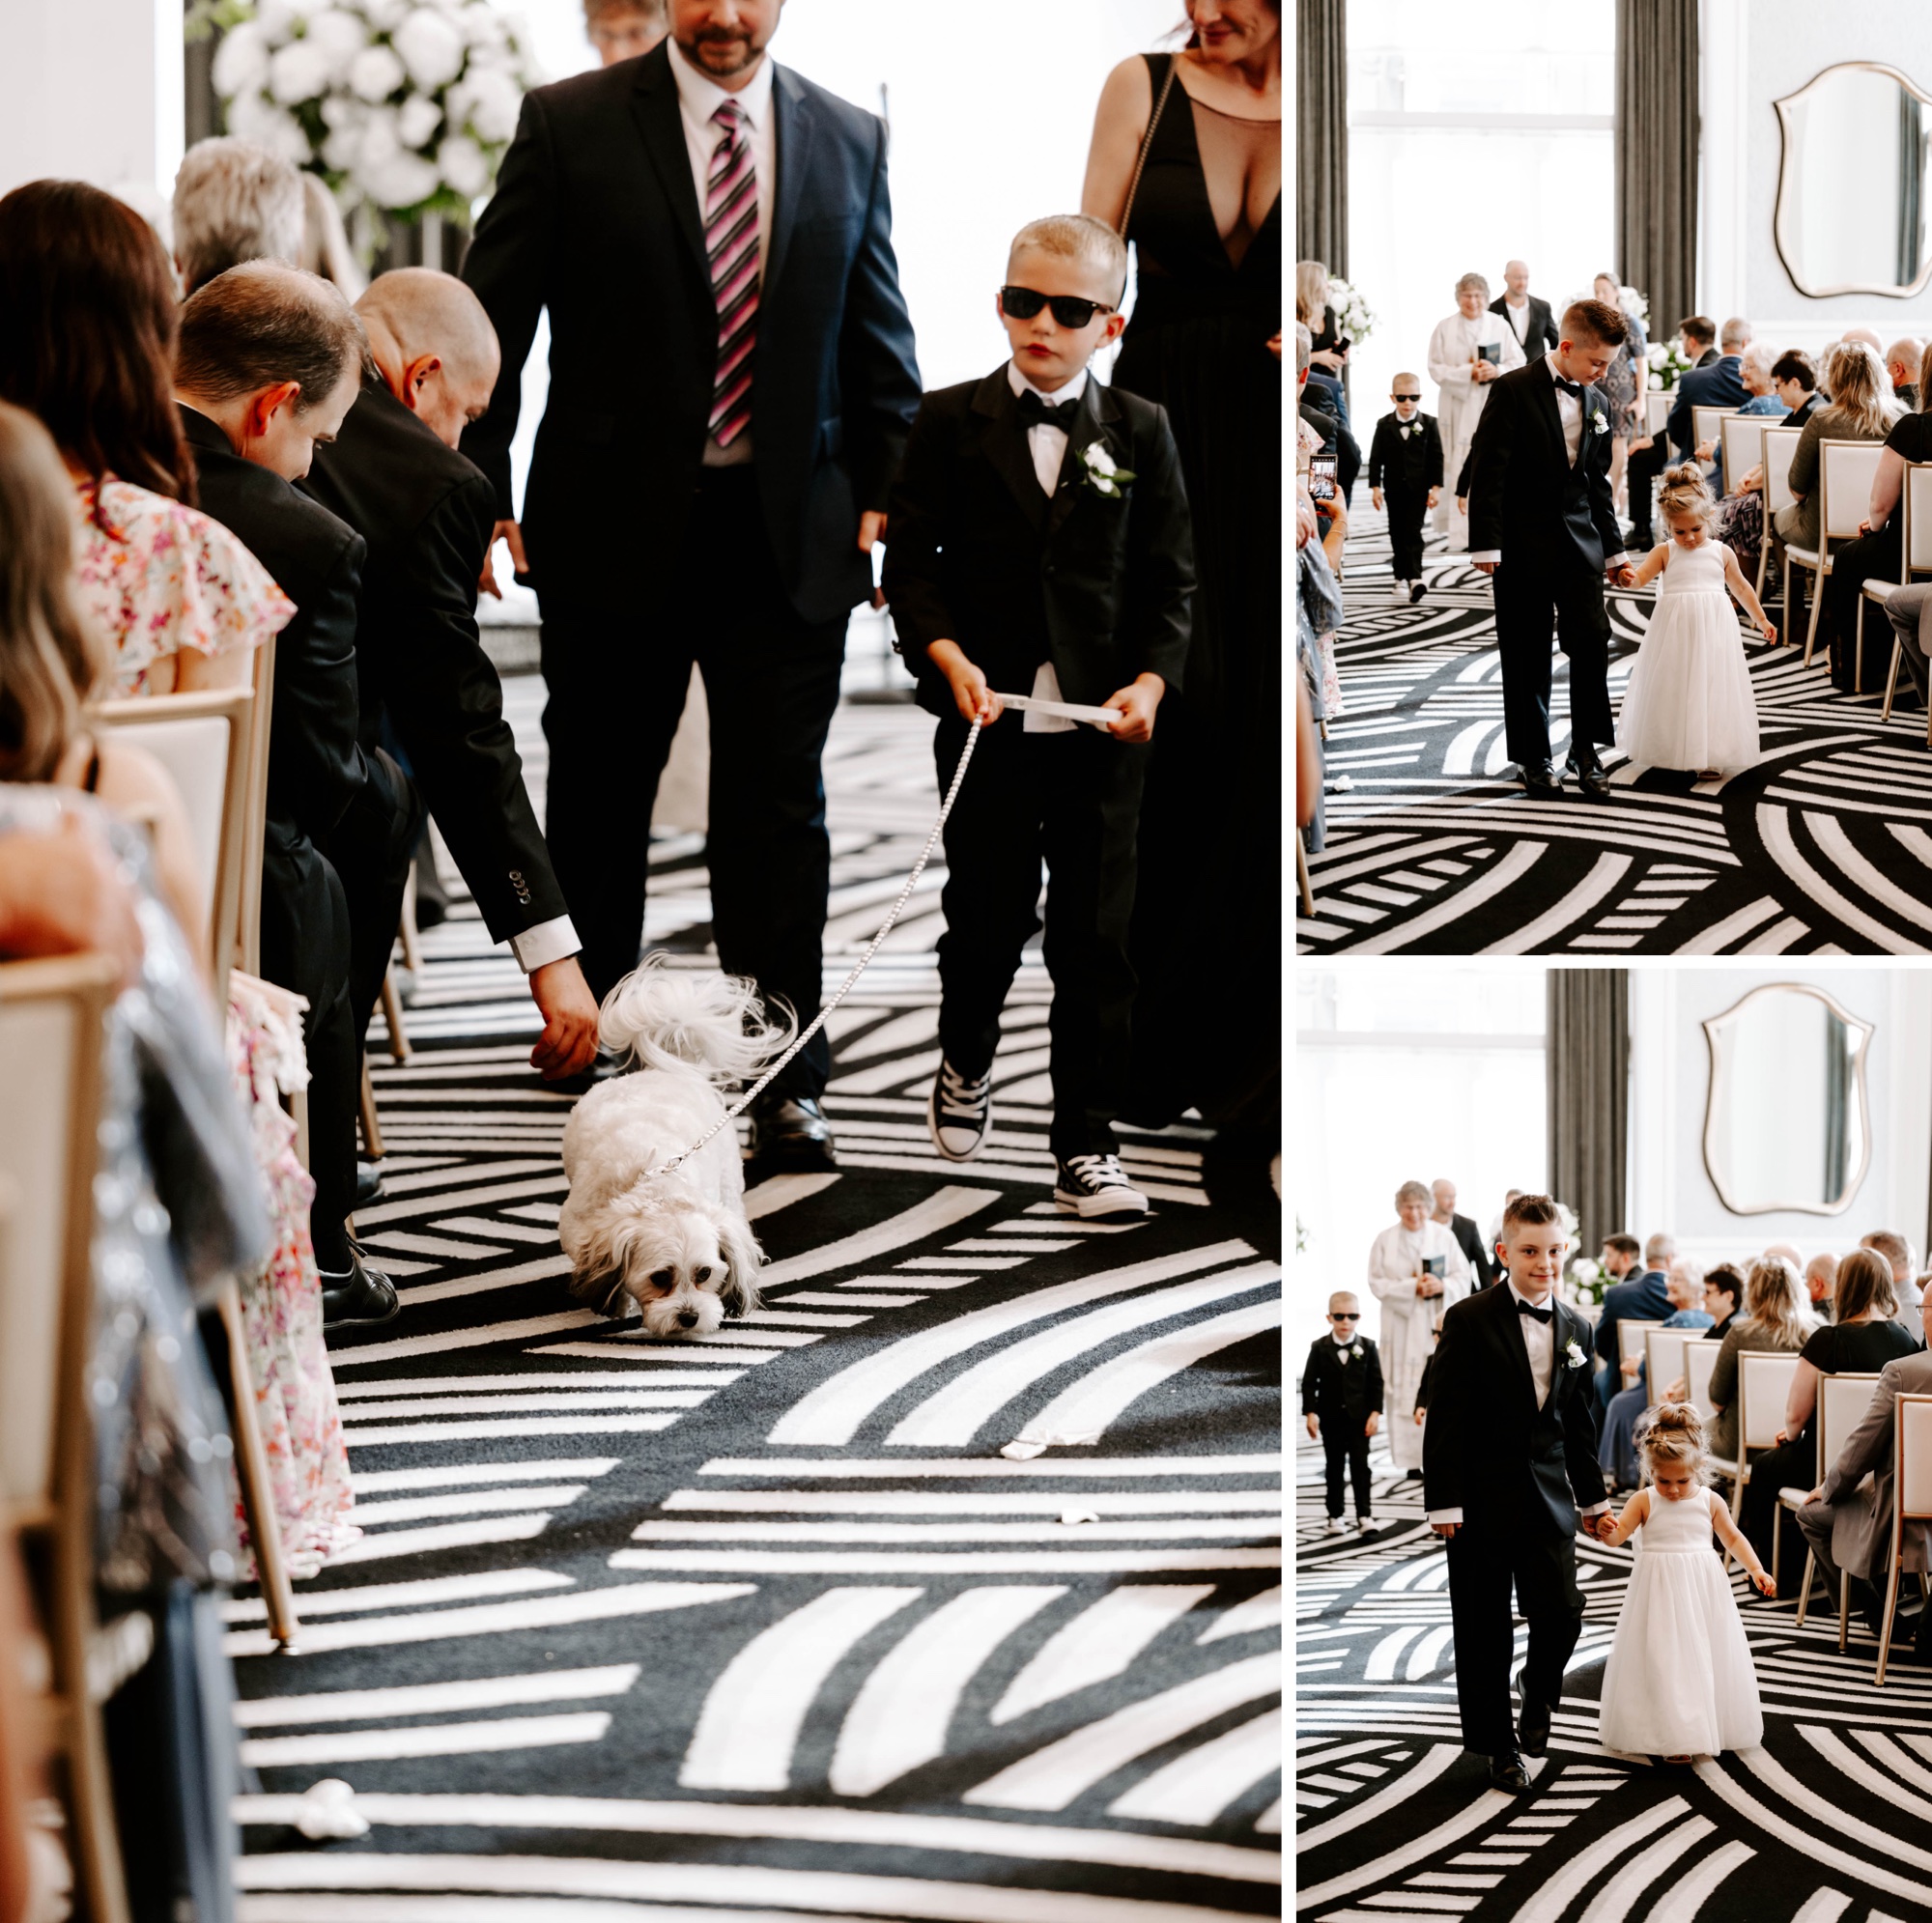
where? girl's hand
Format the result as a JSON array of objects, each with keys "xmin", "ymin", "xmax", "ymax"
[
  {"xmin": 1751, "ymin": 1570, "xmax": 1776, "ymax": 1598},
  {"xmin": 1758, "ymin": 615, "xmax": 1776, "ymax": 642}
]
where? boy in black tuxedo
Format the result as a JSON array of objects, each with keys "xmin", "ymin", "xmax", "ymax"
[
  {"xmin": 882, "ymin": 214, "xmax": 1193, "ymax": 1219},
  {"xmin": 1303, "ymin": 1292, "xmax": 1383, "ymax": 1533},
  {"xmin": 1368, "ymin": 376, "xmax": 1442, "ymax": 604}
]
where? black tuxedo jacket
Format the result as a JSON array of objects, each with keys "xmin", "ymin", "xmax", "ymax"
[
  {"xmin": 1466, "ymin": 361, "xmax": 1622, "ymax": 572},
  {"xmin": 1447, "ymin": 1212, "xmax": 1495, "ymax": 1287},
  {"xmin": 460, "ymin": 42, "xmax": 923, "ymax": 627},
  {"xmin": 1490, "ymin": 293, "xmax": 1557, "ymax": 359},
  {"xmin": 881, "ymin": 368, "xmax": 1195, "ymax": 718},
  {"xmin": 300, "ymin": 377, "xmax": 566, "ymax": 945},
  {"xmin": 1367, "ymin": 412, "xmax": 1443, "ymax": 492},
  {"xmin": 1302, "ymin": 1336, "xmax": 1383, "ymax": 1425},
  {"xmin": 1423, "ymin": 1283, "xmax": 1605, "ymax": 1537}
]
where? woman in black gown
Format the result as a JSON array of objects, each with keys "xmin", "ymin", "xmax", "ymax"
[{"xmin": 1083, "ymin": 1, "xmax": 1281, "ymax": 1142}]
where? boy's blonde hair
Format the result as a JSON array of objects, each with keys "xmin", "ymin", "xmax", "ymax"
[
  {"xmin": 1327, "ymin": 1290, "xmax": 1359, "ymax": 1312},
  {"xmin": 1009, "ymin": 214, "xmax": 1127, "ymax": 303},
  {"xmin": 1638, "ymin": 1400, "xmax": 1706, "ymax": 1482}
]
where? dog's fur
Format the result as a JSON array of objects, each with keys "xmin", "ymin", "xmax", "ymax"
[{"xmin": 559, "ymin": 958, "xmax": 789, "ymax": 1336}]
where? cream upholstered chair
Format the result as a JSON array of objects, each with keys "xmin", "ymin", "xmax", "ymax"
[
  {"xmin": 1783, "ymin": 1372, "xmax": 1883, "ymax": 1629},
  {"xmin": 1758, "ymin": 423, "xmax": 1804, "ymax": 609},
  {"xmin": 1644, "ymin": 389, "xmax": 1671, "ymax": 443},
  {"xmin": 1617, "ymin": 1317, "xmax": 1662, "ymax": 1379},
  {"xmin": 1725, "ymin": 1348, "xmax": 1804, "ymax": 1570},
  {"xmin": 1685, "ymin": 1336, "xmax": 1722, "ymax": 1419},
  {"xmin": 1786, "ymin": 439, "xmax": 1887, "ymax": 666},
  {"xmin": 1876, "ymin": 1393, "xmax": 1932, "ymax": 1684},
  {"xmin": 1691, "ymin": 404, "xmax": 1741, "ymax": 482},
  {"xmin": 1876, "ymin": 464, "xmax": 1932, "ymax": 724},
  {"xmin": 1644, "ymin": 1326, "xmax": 1691, "ymax": 1413},
  {"xmin": 0, "ymin": 955, "xmax": 129, "ymax": 1923},
  {"xmin": 1720, "ymin": 415, "xmax": 1767, "ymax": 507}
]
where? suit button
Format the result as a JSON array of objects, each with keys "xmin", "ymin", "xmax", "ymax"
[{"xmin": 1042, "ymin": 562, "xmax": 1056, "ymax": 578}]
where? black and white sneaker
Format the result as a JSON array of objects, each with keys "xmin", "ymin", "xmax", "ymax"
[
  {"xmin": 928, "ymin": 1059, "xmax": 993, "ymax": 1162},
  {"xmin": 1053, "ymin": 1152, "xmax": 1150, "ymax": 1220}
]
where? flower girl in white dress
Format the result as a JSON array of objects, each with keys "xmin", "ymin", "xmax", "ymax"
[
  {"xmin": 1616, "ymin": 463, "xmax": 1776, "ymax": 779},
  {"xmin": 1598, "ymin": 1402, "xmax": 1772, "ymax": 1764}
]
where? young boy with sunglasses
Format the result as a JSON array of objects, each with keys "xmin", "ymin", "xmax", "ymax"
[
  {"xmin": 881, "ymin": 213, "xmax": 1194, "ymax": 1218},
  {"xmin": 1304, "ymin": 1292, "xmax": 1383, "ymax": 1533},
  {"xmin": 1368, "ymin": 376, "xmax": 1443, "ymax": 603}
]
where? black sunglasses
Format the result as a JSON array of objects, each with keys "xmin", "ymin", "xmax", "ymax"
[
  {"xmin": 1391, "ymin": 393, "xmax": 1421, "ymax": 403},
  {"xmin": 1329, "ymin": 1312, "xmax": 1361, "ymax": 1320},
  {"xmin": 1001, "ymin": 285, "xmax": 1116, "ymax": 329}
]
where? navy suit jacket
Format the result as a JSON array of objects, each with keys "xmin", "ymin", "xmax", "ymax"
[
  {"xmin": 1592, "ymin": 1266, "xmax": 1673, "ymax": 1369},
  {"xmin": 1667, "ymin": 354, "xmax": 1747, "ymax": 458},
  {"xmin": 461, "ymin": 41, "xmax": 923, "ymax": 626}
]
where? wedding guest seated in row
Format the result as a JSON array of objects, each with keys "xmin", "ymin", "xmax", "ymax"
[
  {"xmin": 1705, "ymin": 1256, "xmax": 1812, "ymax": 1472},
  {"xmin": 1296, "ymin": 258, "xmax": 1350, "ymax": 429},
  {"xmin": 1805, "ymin": 1250, "xmax": 1838, "ymax": 1321},
  {"xmin": 1887, "ymin": 336, "xmax": 1922, "ymax": 410},
  {"xmin": 1296, "ymin": 335, "xmax": 1359, "ymax": 507},
  {"xmin": 1599, "ymin": 1257, "xmax": 1711, "ymax": 1491},
  {"xmin": 1738, "ymin": 1247, "xmax": 1918, "ymax": 1593},
  {"xmin": 0, "ymin": 813, "xmax": 142, "ymax": 977},
  {"xmin": 1711, "ymin": 349, "xmax": 1818, "ymax": 588},
  {"xmin": 1775, "ymin": 341, "xmax": 1903, "ymax": 588},
  {"xmin": 172, "ymin": 137, "xmax": 304, "ymax": 297},
  {"xmin": 1364, "ymin": 1181, "xmax": 1471, "ymax": 1479},
  {"xmin": 1592, "ymin": 1230, "xmax": 1673, "ymax": 1413},
  {"xmin": 172, "ymin": 260, "xmax": 392, "ymax": 1323},
  {"xmin": 1627, "ymin": 316, "xmax": 1718, "ymax": 547},
  {"xmin": 1862, "ymin": 1229, "xmax": 1925, "ymax": 1342},
  {"xmin": 1667, "ymin": 315, "xmax": 1751, "ymax": 473}
]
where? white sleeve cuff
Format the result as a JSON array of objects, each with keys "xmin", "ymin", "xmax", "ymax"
[
  {"xmin": 1425, "ymin": 1507, "xmax": 1463, "ymax": 1524},
  {"xmin": 1467, "ymin": 551, "xmax": 1501, "ymax": 564},
  {"xmin": 509, "ymin": 915, "xmax": 582, "ymax": 974},
  {"xmin": 1580, "ymin": 1501, "xmax": 1611, "ymax": 1516},
  {"xmin": 1605, "ymin": 551, "xmax": 1631, "ymax": 569}
]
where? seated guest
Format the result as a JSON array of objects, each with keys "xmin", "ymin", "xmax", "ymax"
[
  {"xmin": 1887, "ymin": 335, "xmax": 1924, "ymax": 411},
  {"xmin": 1629, "ymin": 318, "xmax": 1718, "ymax": 545},
  {"xmin": 0, "ymin": 179, "xmax": 289, "ymax": 696},
  {"xmin": 1776, "ymin": 340, "xmax": 1904, "ymax": 560},
  {"xmin": 1592, "ymin": 1230, "xmax": 1674, "ymax": 1413},
  {"xmin": 1739, "ymin": 1247, "xmax": 1918, "ymax": 1594},
  {"xmin": 1861, "ymin": 1230, "xmax": 1924, "ymax": 1342},
  {"xmin": 1804, "ymin": 1250, "xmax": 1838, "ymax": 1322},
  {"xmin": 1297, "ymin": 347, "xmax": 1360, "ymax": 506},
  {"xmin": 298, "ymin": 269, "xmax": 600, "ymax": 1083},
  {"xmin": 1665, "ymin": 316, "xmax": 1750, "ymax": 467},
  {"xmin": 0, "ymin": 816, "xmax": 142, "ymax": 976},
  {"xmin": 1702, "ymin": 1263, "xmax": 1744, "ymax": 1340},
  {"xmin": 1600, "ymin": 1258, "xmax": 1712, "ymax": 1492},
  {"xmin": 1775, "ymin": 350, "xmax": 1823, "ymax": 429},
  {"xmin": 171, "ymin": 137, "xmax": 304, "ymax": 297},
  {"xmin": 173, "ymin": 259, "xmax": 398, "ymax": 1327},
  {"xmin": 1706, "ymin": 1256, "xmax": 1813, "ymax": 1470}
]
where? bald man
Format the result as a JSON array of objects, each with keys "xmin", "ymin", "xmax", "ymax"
[
  {"xmin": 1886, "ymin": 337, "xmax": 1923, "ymax": 410},
  {"xmin": 300, "ymin": 268, "xmax": 600, "ymax": 1084},
  {"xmin": 1489, "ymin": 261, "xmax": 1557, "ymax": 363}
]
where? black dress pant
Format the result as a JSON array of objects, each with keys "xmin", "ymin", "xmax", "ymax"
[
  {"xmin": 1385, "ymin": 488, "xmax": 1428, "ymax": 580},
  {"xmin": 1321, "ymin": 1421, "xmax": 1373, "ymax": 1517},
  {"xmin": 1824, "ymin": 524, "xmax": 1902, "ymax": 689},
  {"xmin": 1626, "ymin": 435, "xmax": 1670, "ymax": 544},
  {"xmin": 322, "ymin": 747, "xmax": 422, "ymax": 1059},
  {"xmin": 258, "ymin": 834, "xmax": 356, "ymax": 1271},
  {"xmin": 1445, "ymin": 1514, "xmax": 1584, "ymax": 1756},
  {"xmin": 1493, "ymin": 555, "xmax": 1614, "ymax": 767},
  {"xmin": 932, "ymin": 711, "xmax": 1147, "ymax": 1159},
  {"xmin": 537, "ymin": 467, "xmax": 849, "ymax": 1100},
  {"xmin": 1741, "ymin": 1431, "xmax": 1814, "ymax": 1594}
]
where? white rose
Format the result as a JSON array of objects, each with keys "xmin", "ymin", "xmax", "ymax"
[
  {"xmin": 254, "ymin": 0, "xmax": 311, "ymax": 43},
  {"xmin": 458, "ymin": 64, "xmax": 523, "ymax": 143},
  {"xmin": 397, "ymin": 93, "xmax": 443, "ymax": 148},
  {"xmin": 436, "ymin": 133, "xmax": 490, "ymax": 198},
  {"xmin": 1084, "ymin": 443, "xmax": 1119, "ymax": 477},
  {"xmin": 211, "ymin": 19, "xmax": 271, "ymax": 98},
  {"xmin": 457, "ymin": 2, "xmax": 507, "ymax": 49},
  {"xmin": 355, "ymin": 104, "xmax": 402, "ymax": 166},
  {"xmin": 302, "ymin": 8, "xmax": 369, "ymax": 85},
  {"xmin": 322, "ymin": 121, "xmax": 365, "ymax": 172},
  {"xmin": 361, "ymin": 0, "xmax": 410, "ymax": 24},
  {"xmin": 319, "ymin": 93, "xmax": 362, "ymax": 129},
  {"xmin": 349, "ymin": 43, "xmax": 407, "ymax": 101},
  {"xmin": 393, "ymin": 8, "xmax": 467, "ymax": 90},
  {"xmin": 356, "ymin": 148, "xmax": 441, "ymax": 211},
  {"xmin": 269, "ymin": 40, "xmax": 333, "ymax": 106}
]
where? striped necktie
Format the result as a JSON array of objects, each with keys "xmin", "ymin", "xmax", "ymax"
[{"xmin": 705, "ymin": 99, "xmax": 758, "ymax": 447}]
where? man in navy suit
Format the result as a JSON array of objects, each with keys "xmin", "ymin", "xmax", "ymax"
[
  {"xmin": 1591, "ymin": 1232, "xmax": 1674, "ymax": 1413},
  {"xmin": 462, "ymin": 0, "xmax": 922, "ymax": 1170},
  {"xmin": 1665, "ymin": 316, "xmax": 1751, "ymax": 464}
]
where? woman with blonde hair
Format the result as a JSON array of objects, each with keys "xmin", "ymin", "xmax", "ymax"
[
  {"xmin": 1775, "ymin": 339, "xmax": 1903, "ymax": 559},
  {"xmin": 1366, "ymin": 1179, "xmax": 1471, "ymax": 1474},
  {"xmin": 1426, "ymin": 271, "xmax": 1524, "ymax": 551},
  {"xmin": 1705, "ymin": 1256, "xmax": 1813, "ymax": 1468}
]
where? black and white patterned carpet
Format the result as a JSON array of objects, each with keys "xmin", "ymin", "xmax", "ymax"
[
  {"xmin": 230, "ymin": 682, "xmax": 1284, "ymax": 1921},
  {"xmin": 1300, "ymin": 505, "xmax": 1932, "ymax": 955},
  {"xmin": 1293, "ymin": 1433, "xmax": 1932, "ymax": 1922}
]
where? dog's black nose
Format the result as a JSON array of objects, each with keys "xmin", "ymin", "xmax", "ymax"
[{"xmin": 676, "ymin": 1310, "xmax": 698, "ymax": 1329}]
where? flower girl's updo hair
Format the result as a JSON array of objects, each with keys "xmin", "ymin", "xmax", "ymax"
[
  {"xmin": 1658, "ymin": 462, "xmax": 1717, "ymax": 530},
  {"xmin": 1638, "ymin": 1400, "xmax": 1707, "ymax": 1483}
]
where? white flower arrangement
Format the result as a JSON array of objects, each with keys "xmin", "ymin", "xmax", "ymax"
[
  {"xmin": 1078, "ymin": 440, "xmax": 1135, "ymax": 499},
  {"xmin": 1325, "ymin": 275, "xmax": 1377, "ymax": 348},
  {"xmin": 1617, "ymin": 283, "xmax": 1650, "ymax": 327},
  {"xmin": 203, "ymin": 0, "xmax": 542, "ymax": 230},
  {"xmin": 1645, "ymin": 338, "xmax": 1696, "ymax": 393}
]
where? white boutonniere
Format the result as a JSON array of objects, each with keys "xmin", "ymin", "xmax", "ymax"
[
  {"xmin": 1078, "ymin": 440, "xmax": 1135, "ymax": 498},
  {"xmin": 1564, "ymin": 1339, "xmax": 1587, "ymax": 1370},
  {"xmin": 1591, "ymin": 412, "xmax": 1609, "ymax": 436},
  {"xmin": 1351, "ymin": 1343, "xmax": 1364, "ymax": 1360}
]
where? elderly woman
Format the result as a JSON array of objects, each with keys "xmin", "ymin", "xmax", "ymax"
[
  {"xmin": 1598, "ymin": 1257, "xmax": 1715, "ymax": 1491},
  {"xmin": 1592, "ymin": 272, "xmax": 1647, "ymax": 516},
  {"xmin": 1367, "ymin": 1180, "xmax": 1471, "ymax": 1475},
  {"xmin": 1427, "ymin": 272, "xmax": 1525, "ymax": 551},
  {"xmin": 1705, "ymin": 1257, "xmax": 1814, "ymax": 1473}
]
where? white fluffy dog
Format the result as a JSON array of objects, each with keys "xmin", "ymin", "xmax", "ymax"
[{"xmin": 558, "ymin": 958, "xmax": 788, "ymax": 1336}]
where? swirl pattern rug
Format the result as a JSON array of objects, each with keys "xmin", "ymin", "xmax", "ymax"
[
  {"xmin": 1301, "ymin": 506, "xmax": 1932, "ymax": 955},
  {"xmin": 230, "ymin": 682, "xmax": 1284, "ymax": 1922}
]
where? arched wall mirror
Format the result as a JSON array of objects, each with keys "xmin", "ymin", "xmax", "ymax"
[
  {"xmin": 1775, "ymin": 62, "xmax": 1932, "ymax": 299},
  {"xmin": 1702, "ymin": 983, "xmax": 1874, "ymax": 1216}
]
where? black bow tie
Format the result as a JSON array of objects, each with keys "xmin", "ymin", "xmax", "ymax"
[
  {"xmin": 1551, "ymin": 377, "xmax": 1583, "ymax": 399},
  {"xmin": 1516, "ymin": 1298, "xmax": 1554, "ymax": 1324},
  {"xmin": 1017, "ymin": 388, "xmax": 1080, "ymax": 431}
]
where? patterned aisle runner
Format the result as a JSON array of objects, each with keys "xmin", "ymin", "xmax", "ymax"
[
  {"xmin": 1293, "ymin": 1433, "xmax": 1932, "ymax": 1922},
  {"xmin": 1300, "ymin": 504, "xmax": 1932, "ymax": 955},
  {"xmin": 231, "ymin": 684, "xmax": 1284, "ymax": 1921}
]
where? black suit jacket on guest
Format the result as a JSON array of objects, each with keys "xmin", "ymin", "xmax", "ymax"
[
  {"xmin": 1302, "ymin": 1336, "xmax": 1383, "ymax": 1425},
  {"xmin": 1424, "ymin": 1283, "xmax": 1606, "ymax": 1537},
  {"xmin": 460, "ymin": 41, "xmax": 923, "ymax": 626},
  {"xmin": 1490, "ymin": 293, "xmax": 1558, "ymax": 359},
  {"xmin": 1447, "ymin": 1211, "xmax": 1495, "ymax": 1287},
  {"xmin": 300, "ymin": 377, "xmax": 566, "ymax": 945},
  {"xmin": 1367, "ymin": 411, "xmax": 1444, "ymax": 492},
  {"xmin": 881, "ymin": 369, "xmax": 1195, "ymax": 719},
  {"xmin": 1466, "ymin": 361, "xmax": 1622, "ymax": 573}
]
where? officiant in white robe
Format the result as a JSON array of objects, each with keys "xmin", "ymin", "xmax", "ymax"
[
  {"xmin": 1368, "ymin": 1180, "xmax": 1473, "ymax": 1470},
  {"xmin": 1427, "ymin": 273, "xmax": 1526, "ymax": 551}
]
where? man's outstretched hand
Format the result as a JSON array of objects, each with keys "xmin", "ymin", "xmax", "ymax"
[
  {"xmin": 480, "ymin": 519, "xmax": 529, "ymax": 598},
  {"xmin": 529, "ymin": 954, "xmax": 600, "ymax": 1079}
]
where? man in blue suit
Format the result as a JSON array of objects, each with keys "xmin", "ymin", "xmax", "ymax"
[
  {"xmin": 1666, "ymin": 317, "xmax": 1751, "ymax": 471},
  {"xmin": 462, "ymin": 0, "xmax": 922, "ymax": 1171},
  {"xmin": 1592, "ymin": 1232, "xmax": 1674, "ymax": 1413}
]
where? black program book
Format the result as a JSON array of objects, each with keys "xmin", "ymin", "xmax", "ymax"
[{"xmin": 1476, "ymin": 341, "xmax": 1502, "ymax": 366}]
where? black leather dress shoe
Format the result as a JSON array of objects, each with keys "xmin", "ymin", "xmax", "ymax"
[
  {"xmin": 1489, "ymin": 1749, "xmax": 1533, "ymax": 1794},
  {"xmin": 320, "ymin": 1256, "xmax": 401, "ymax": 1327},
  {"xmin": 1518, "ymin": 1702, "xmax": 1550, "ymax": 1758},
  {"xmin": 747, "ymin": 1093, "xmax": 838, "ymax": 1172},
  {"xmin": 1568, "ymin": 753, "xmax": 1613, "ymax": 802},
  {"xmin": 1520, "ymin": 760, "xmax": 1564, "ymax": 800},
  {"xmin": 355, "ymin": 1161, "xmax": 385, "ymax": 1209}
]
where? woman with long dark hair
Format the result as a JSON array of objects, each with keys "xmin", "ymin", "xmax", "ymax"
[{"xmin": 1082, "ymin": 0, "xmax": 1281, "ymax": 1146}]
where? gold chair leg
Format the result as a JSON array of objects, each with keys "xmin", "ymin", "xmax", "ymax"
[
  {"xmin": 1803, "ymin": 565, "xmax": 1827, "ymax": 667},
  {"xmin": 1295, "ymin": 833, "xmax": 1316, "ymax": 916},
  {"xmin": 289, "ymin": 1085, "xmax": 309, "ymax": 1172},
  {"xmin": 1878, "ymin": 1553, "xmax": 1904, "ymax": 1684},
  {"xmin": 358, "ymin": 1057, "xmax": 384, "ymax": 1159},
  {"xmin": 1839, "ymin": 1570, "xmax": 1852, "ymax": 1653},
  {"xmin": 381, "ymin": 968, "xmax": 411, "ymax": 1063},
  {"xmin": 216, "ymin": 1277, "xmax": 300, "ymax": 1652},
  {"xmin": 1772, "ymin": 1513, "xmax": 1782, "ymax": 1591},
  {"xmin": 1794, "ymin": 1546, "xmax": 1816, "ymax": 1628},
  {"xmin": 398, "ymin": 863, "xmax": 422, "ymax": 975},
  {"xmin": 1885, "ymin": 630, "xmax": 1904, "ymax": 720},
  {"xmin": 1855, "ymin": 595, "xmax": 1866, "ymax": 693}
]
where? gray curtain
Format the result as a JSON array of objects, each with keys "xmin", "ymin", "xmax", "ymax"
[
  {"xmin": 1614, "ymin": 0, "xmax": 1698, "ymax": 344},
  {"xmin": 1548, "ymin": 972, "xmax": 1630, "ymax": 1264},
  {"xmin": 1824, "ymin": 1013, "xmax": 1850, "ymax": 1202},
  {"xmin": 1296, "ymin": 0, "xmax": 1348, "ymax": 277}
]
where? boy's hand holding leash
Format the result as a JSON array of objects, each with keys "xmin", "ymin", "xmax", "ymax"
[
  {"xmin": 1102, "ymin": 674, "xmax": 1164, "ymax": 742},
  {"xmin": 930, "ymin": 642, "xmax": 1005, "ymax": 726}
]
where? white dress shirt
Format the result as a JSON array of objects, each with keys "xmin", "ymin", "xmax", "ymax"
[
  {"xmin": 1467, "ymin": 356, "xmax": 1630, "ymax": 569},
  {"xmin": 509, "ymin": 917, "xmax": 581, "ymax": 975},
  {"xmin": 1425, "ymin": 1280, "xmax": 1609, "ymax": 1527},
  {"xmin": 1502, "ymin": 295, "xmax": 1532, "ymax": 346},
  {"xmin": 1007, "ymin": 360, "xmax": 1089, "ymax": 730},
  {"xmin": 669, "ymin": 38, "xmax": 777, "ymax": 467}
]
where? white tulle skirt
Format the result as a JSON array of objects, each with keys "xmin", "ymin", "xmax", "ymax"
[
  {"xmin": 1597, "ymin": 1546, "xmax": 1764, "ymax": 1757},
  {"xmin": 1616, "ymin": 588, "xmax": 1760, "ymax": 774}
]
